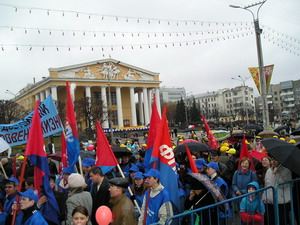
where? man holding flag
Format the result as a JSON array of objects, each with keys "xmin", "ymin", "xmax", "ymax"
[
  {"xmin": 138, "ymin": 168, "xmax": 173, "ymax": 225},
  {"xmin": 138, "ymin": 107, "xmax": 179, "ymax": 225}
]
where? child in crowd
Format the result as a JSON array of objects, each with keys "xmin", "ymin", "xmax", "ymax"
[{"xmin": 240, "ymin": 181, "xmax": 265, "ymax": 225}]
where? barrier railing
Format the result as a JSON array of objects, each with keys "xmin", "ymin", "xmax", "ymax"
[
  {"xmin": 149, "ymin": 178, "xmax": 300, "ymax": 225},
  {"xmin": 150, "ymin": 186, "xmax": 274, "ymax": 225}
]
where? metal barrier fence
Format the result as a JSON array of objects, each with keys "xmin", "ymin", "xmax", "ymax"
[{"xmin": 150, "ymin": 178, "xmax": 300, "ymax": 225}]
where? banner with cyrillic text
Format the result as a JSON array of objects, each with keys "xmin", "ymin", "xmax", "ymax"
[{"xmin": 0, "ymin": 95, "xmax": 63, "ymax": 146}]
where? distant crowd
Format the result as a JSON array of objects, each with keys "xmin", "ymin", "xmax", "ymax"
[{"xmin": 0, "ymin": 129, "xmax": 299, "ymax": 225}]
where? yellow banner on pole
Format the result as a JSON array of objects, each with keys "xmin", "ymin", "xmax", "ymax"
[{"xmin": 248, "ymin": 65, "xmax": 274, "ymax": 93}]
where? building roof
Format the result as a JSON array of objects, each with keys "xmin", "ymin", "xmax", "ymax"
[{"xmin": 49, "ymin": 58, "xmax": 159, "ymax": 76}]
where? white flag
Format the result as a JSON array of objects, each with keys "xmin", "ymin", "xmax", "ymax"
[{"xmin": 0, "ymin": 137, "xmax": 10, "ymax": 153}]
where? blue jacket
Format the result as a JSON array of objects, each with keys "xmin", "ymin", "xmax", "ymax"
[
  {"xmin": 232, "ymin": 169, "xmax": 257, "ymax": 195},
  {"xmin": 240, "ymin": 181, "xmax": 265, "ymax": 216}
]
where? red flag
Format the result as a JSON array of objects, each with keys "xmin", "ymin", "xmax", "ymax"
[
  {"xmin": 150, "ymin": 107, "xmax": 180, "ymax": 210},
  {"xmin": 238, "ymin": 135, "xmax": 255, "ymax": 172},
  {"xmin": 60, "ymin": 132, "xmax": 67, "ymax": 173},
  {"xmin": 24, "ymin": 100, "xmax": 60, "ymax": 224},
  {"xmin": 201, "ymin": 114, "xmax": 219, "ymax": 150},
  {"xmin": 250, "ymin": 150, "xmax": 267, "ymax": 163},
  {"xmin": 95, "ymin": 121, "xmax": 118, "ymax": 174},
  {"xmin": 185, "ymin": 145, "xmax": 198, "ymax": 173},
  {"xmin": 144, "ymin": 93, "xmax": 161, "ymax": 169}
]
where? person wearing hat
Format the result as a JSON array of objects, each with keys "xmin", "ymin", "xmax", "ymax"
[
  {"xmin": 0, "ymin": 177, "xmax": 19, "ymax": 224},
  {"xmin": 131, "ymin": 172, "xmax": 147, "ymax": 215},
  {"xmin": 254, "ymin": 136, "xmax": 263, "ymax": 152},
  {"xmin": 7, "ymin": 189, "xmax": 48, "ymax": 225},
  {"xmin": 195, "ymin": 158, "xmax": 206, "ymax": 174},
  {"xmin": 240, "ymin": 181, "xmax": 265, "ymax": 225},
  {"xmin": 58, "ymin": 167, "xmax": 73, "ymax": 196},
  {"xmin": 225, "ymin": 148, "xmax": 238, "ymax": 184},
  {"xmin": 209, "ymin": 149, "xmax": 231, "ymax": 184},
  {"xmin": 205, "ymin": 162, "xmax": 228, "ymax": 197},
  {"xmin": 138, "ymin": 169, "xmax": 173, "ymax": 225},
  {"xmin": 108, "ymin": 177, "xmax": 136, "ymax": 225},
  {"xmin": 205, "ymin": 162, "xmax": 231, "ymax": 222},
  {"xmin": 120, "ymin": 155, "xmax": 135, "ymax": 179},
  {"xmin": 65, "ymin": 173, "xmax": 92, "ymax": 225},
  {"xmin": 89, "ymin": 166, "xmax": 111, "ymax": 225},
  {"xmin": 82, "ymin": 158, "xmax": 95, "ymax": 190}
]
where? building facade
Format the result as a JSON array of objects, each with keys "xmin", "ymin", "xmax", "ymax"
[
  {"xmin": 15, "ymin": 58, "xmax": 161, "ymax": 129},
  {"xmin": 159, "ymin": 86, "xmax": 186, "ymax": 103},
  {"xmin": 256, "ymin": 79, "xmax": 300, "ymax": 122},
  {"xmin": 186, "ymin": 86, "xmax": 255, "ymax": 122}
]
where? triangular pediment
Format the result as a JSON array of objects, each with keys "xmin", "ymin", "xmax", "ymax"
[{"xmin": 49, "ymin": 58, "xmax": 159, "ymax": 81}]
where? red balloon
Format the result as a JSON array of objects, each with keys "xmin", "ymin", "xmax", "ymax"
[
  {"xmin": 96, "ymin": 206, "xmax": 112, "ymax": 225},
  {"xmin": 87, "ymin": 144, "xmax": 94, "ymax": 150}
]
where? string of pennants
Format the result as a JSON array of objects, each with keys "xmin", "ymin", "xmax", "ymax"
[
  {"xmin": 0, "ymin": 3, "xmax": 299, "ymax": 56},
  {"xmin": 0, "ymin": 2, "xmax": 250, "ymax": 26},
  {"xmin": 0, "ymin": 25, "xmax": 253, "ymax": 38},
  {"xmin": 0, "ymin": 31, "xmax": 254, "ymax": 52}
]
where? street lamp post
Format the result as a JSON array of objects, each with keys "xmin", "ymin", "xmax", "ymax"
[
  {"xmin": 5, "ymin": 90, "xmax": 17, "ymax": 98},
  {"xmin": 231, "ymin": 76, "xmax": 250, "ymax": 124},
  {"xmin": 230, "ymin": 1, "xmax": 270, "ymax": 130}
]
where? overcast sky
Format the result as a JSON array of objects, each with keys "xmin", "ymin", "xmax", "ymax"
[{"xmin": 0, "ymin": 0, "xmax": 299, "ymax": 100}]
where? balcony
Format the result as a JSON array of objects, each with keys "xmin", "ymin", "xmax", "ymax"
[
  {"xmin": 280, "ymin": 91, "xmax": 294, "ymax": 96},
  {"xmin": 282, "ymin": 97, "xmax": 295, "ymax": 102}
]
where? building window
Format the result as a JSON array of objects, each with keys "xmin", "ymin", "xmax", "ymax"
[
  {"xmin": 110, "ymin": 92, "xmax": 117, "ymax": 105},
  {"xmin": 112, "ymin": 110, "xmax": 118, "ymax": 125},
  {"xmin": 124, "ymin": 119, "xmax": 130, "ymax": 127}
]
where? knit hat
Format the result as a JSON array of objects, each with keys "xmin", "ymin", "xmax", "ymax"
[{"xmin": 68, "ymin": 173, "xmax": 86, "ymax": 188}]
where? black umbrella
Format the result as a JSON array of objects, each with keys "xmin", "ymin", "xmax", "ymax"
[
  {"xmin": 244, "ymin": 124, "xmax": 263, "ymax": 131},
  {"xmin": 188, "ymin": 173, "xmax": 228, "ymax": 203},
  {"xmin": 262, "ymin": 138, "xmax": 300, "ymax": 176},
  {"xmin": 173, "ymin": 141, "xmax": 211, "ymax": 153},
  {"xmin": 215, "ymin": 127, "xmax": 227, "ymax": 131},
  {"xmin": 111, "ymin": 146, "xmax": 132, "ymax": 157},
  {"xmin": 230, "ymin": 132, "xmax": 254, "ymax": 139},
  {"xmin": 291, "ymin": 126, "xmax": 300, "ymax": 136},
  {"xmin": 274, "ymin": 125, "xmax": 289, "ymax": 134},
  {"xmin": 80, "ymin": 150, "xmax": 96, "ymax": 159}
]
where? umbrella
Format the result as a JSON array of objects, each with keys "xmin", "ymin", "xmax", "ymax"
[
  {"xmin": 274, "ymin": 125, "xmax": 289, "ymax": 134},
  {"xmin": 179, "ymin": 139, "xmax": 200, "ymax": 144},
  {"xmin": 291, "ymin": 126, "xmax": 300, "ymax": 136},
  {"xmin": 258, "ymin": 130, "xmax": 279, "ymax": 139},
  {"xmin": 262, "ymin": 138, "xmax": 300, "ymax": 176},
  {"xmin": 187, "ymin": 173, "xmax": 229, "ymax": 206},
  {"xmin": 212, "ymin": 130, "xmax": 231, "ymax": 141},
  {"xmin": 244, "ymin": 124, "xmax": 263, "ymax": 132},
  {"xmin": 80, "ymin": 150, "xmax": 96, "ymax": 159},
  {"xmin": 48, "ymin": 153, "xmax": 62, "ymax": 161},
  {"xmin": 173, "ymin": 142, "xmax": 211, "ymax": 153},
  {"xmin": 230, "ymin": 133, "xmax": 254, "ymax": 139},
  {"xmin": 184, "ymin": 128, "xmax": 195, "ymax": 132},
  {"xmin": 111, "ymin": 146, "xmax": 132, "ymax": 157}
]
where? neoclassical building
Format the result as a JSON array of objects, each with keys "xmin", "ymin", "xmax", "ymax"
[{"xmin": 15, "ymin": 58, "xmax": 161, "ymax": 129}]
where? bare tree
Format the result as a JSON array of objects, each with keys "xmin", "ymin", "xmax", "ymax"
[{"xmin": 0, "ymin": 100, "xmax": 28, "ymax": 124}]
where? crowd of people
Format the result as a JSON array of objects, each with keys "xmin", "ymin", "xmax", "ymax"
[{"xmin": 0, "ymin": 129, "xmax": 299, "ymax": 225}]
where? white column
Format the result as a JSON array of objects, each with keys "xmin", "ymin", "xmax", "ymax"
[
  {"xmin": 39, "ymin": 91, "xmax": 45, "ymax": 102},
  {"xmin": 155, "ymin": 88, "xmax": 162, "ymax": 117},
  {"xmin": 45, "ymin": 88, "xmax": 51, "ymax": 98},
  {"xmin": 85, "ymin": 86, "xmax": 91, "ymax": 98},
  {"xmin": 130, "ymin": 87, "xmax": 137, "ymax": 126},
  {"xmin": 71, "ymin": 85, "xmax": 76, "ymax": 101},
  {"xmin": 143, "ymin": 87, "xmax": 150, "ymax": 125},
  {"xmin": 147, "ymin": 88, "xmax": 152, "ymax": 119},
  {"xmin": 116, "ymin": 87, "xmax": 124, "ymax": 127},
  {"xmin": 35, "ymin": 93, "xmax": 39, "ymax": 101},
  {"xmin": 138, "ymin": 92, "xmax": 144, "ymax": 125},
  {"xmin": 51, "ymin": 85, "xmax": 58, "ymax": 101},
  {"xmin": 101, "ymin": 87, "xmax": 109, "ymax": 128}
]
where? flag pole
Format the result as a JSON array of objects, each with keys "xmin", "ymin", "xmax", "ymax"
[
  {"xmin": 78, "ymin": 155, "xmax": 83, "ymax": 176},
  {"xmin": 116, "ymin": 164, "xmax": 141, "ymax": 214},
  {"xmin": 11, "ymin": 155, "xmax": 28, "ymax": 225},
  {"xmin": 0, "ymin": 161, "xmax": 8, "ymax": 179}
]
